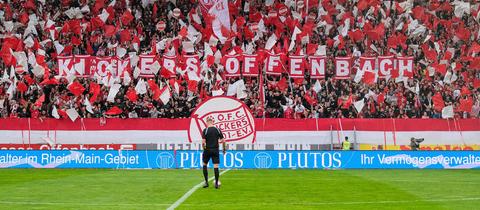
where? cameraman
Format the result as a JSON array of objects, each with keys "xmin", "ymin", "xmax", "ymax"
[{"xmin": 410, "ymin": 137, "xmax": 424, "ymax": 151}]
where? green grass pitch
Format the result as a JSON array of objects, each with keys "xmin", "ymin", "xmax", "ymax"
[{"xmin": 0, "ymin": 169, "xmax": 479, "ymax": 210}]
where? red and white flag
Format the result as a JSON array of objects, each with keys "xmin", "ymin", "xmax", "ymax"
[{"xmin": 200, "ymin": 0, "xmax": 231, "ymax": 43}]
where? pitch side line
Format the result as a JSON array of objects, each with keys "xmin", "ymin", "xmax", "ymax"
[
  {"xmin": 0, "ymin": 196, "xmax": 477, "ymax": 207},
  {"xmin": 179, "ymin": 197, "xmax": 480, "ymax": 206},
  {"xmin": 0, "ymin": 201, "xmax": 170, "ymax": 207},
  {"xmin": 167, "ymin": 169, "xmax": 231, "ymax": 210}
]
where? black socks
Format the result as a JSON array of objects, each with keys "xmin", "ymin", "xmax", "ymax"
[
  {"xmin": 203, "ymin": 165, "xmax": 208, "ymax": 184},
  {"xmin": 214, "ymin": 167, "xmax": 219, "ymax": 185}
]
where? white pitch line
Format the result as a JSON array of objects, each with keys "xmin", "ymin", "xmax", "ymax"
[
  {"xmin": 167, "ymin": 169, "xmax": 231, "ymax": 210},
  {"xmin": 179, "ymin": 197, "xmax": 480, "ymax": 206},
  {"xmin": 0, "ymin": 201, "xmax": 170, "ymax": 207}
]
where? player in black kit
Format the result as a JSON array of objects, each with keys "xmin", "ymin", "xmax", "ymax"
[{"xmin": 202, "ymin": 117, "xmax": 226, "ymax": 189}]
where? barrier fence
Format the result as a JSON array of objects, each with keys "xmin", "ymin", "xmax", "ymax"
[
  {"xmin": 0, "ymin": 118, "xmax": 479, "ymax": 149},
  {"xmin": 1, "ymin": 150, "xmax": 479, "ymax": 169}
]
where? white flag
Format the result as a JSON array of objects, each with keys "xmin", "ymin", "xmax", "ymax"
[
  {"xmin": 66, "ymin": 108, "xmax": 79, "ymax": 122},
  {"xmin": 123, "ymin": 71, "xmax": 131, "ymax": 86},
  {"xmin": 453, "ymin": 1, "xmax": 470, "ymax": 18},
  {"xmin": 316, "ymin": 45, "xmax": 326, "ymax": 56},
  {"xmin": 135, "ymin": 79, "xmax": 147, "ymax": 95},
  {"xmin": 212, "ymin": 89, "xmax": 224, "ymax": 96},
  {"xmin": 84, "ymin": 97, "xmax": 94, "ymax": 114},
  {"xmin": 6, "ymin": 81, "xmax": 16, "ymax": 100},
  {"xmin": 313, "ymin": 80, "xmax": 322, "ymax": 93},
  {"xmin": 235, "ymin": 79, "xmax": 247, "ymax": 99},
  {"xmin": 265, "ymin": 33, "xmax": 277, "ymax": 50},
  {"xmin": 288, "ymin": 26, "xmax": 302, "ymax": 51},
  {"xmin": 354, "ymin": 99, "xmax": 365, "ymax": 113},
  {"xmin": 354, "ymin": 68, "xmax": 363, "ymax": 83},
  {"xmin": 24, "ymin": 36, "xmax": 35, "ymax": 48},
  {"xmin": 226, "ymin": 82, "xmax": 237, "ymax": 96},
  {"xmin": 54, "ymin": 41, "xmax": 64, "ymax": 54},
  {"xmin": 9, "ymin": 65, "xmax": 15, "ymax": 79},
  {"xmin": 98, "ymin": 9, "xmax": 109, "ymax": 23},
  {"xmin": 52, "ymin": 106, "xmax": 60, "ymax": 119},
  {"xmin": 32, "ymin": 64, "xmax": 45, "ymax": 77},
  {"xmin": 442, "ymin": 105, "xmax": 454, "ymax": 119},
  {"xmin": 204, "ymin": 42, "xmax": 214, "ymax": 59},
  {"xmin": 172, "ymin": 80, "xmax": 180, "ymax": 95},
  {"xmin": 107, "ymin": 84, "xmax": 121, "ymax": 102},
  {"xmin": 187, "ymin": 70, "xmax": 201, "ymax": 81},
  {"xmin": 4, "ymin": 21, "xmax": 13, "ymax": 32},
  {"xmin": 159, "ymin": 86, "xmax": 171, "ymax": 105},
  {"xmin": 151, "ymin": 61, "xmax": 161, "ymax": 75},
  {"xmin": 133, "ymin": 66, "xmax": 141, "ymax": 79},
  {"xmin": 1, "ymin": 68, "xmax": 10, "ymax": 82},
  {"xmin": 116, "ymin": 46, "xmax": 127, "ymax": 58}
]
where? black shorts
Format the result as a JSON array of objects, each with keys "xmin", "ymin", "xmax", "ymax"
[{"xmin": 203, "ymin": 149, "xmax": 220, "ymax": 164}]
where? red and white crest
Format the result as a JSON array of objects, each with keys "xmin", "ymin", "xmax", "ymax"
[{"xmin": 188, "ymin": 97, "xmax": 256, "ymax": 143}]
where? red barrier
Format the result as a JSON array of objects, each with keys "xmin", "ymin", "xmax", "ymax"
[{"xmin": 0, "ymin": 118, "xmax": 479, "ymax": 131}]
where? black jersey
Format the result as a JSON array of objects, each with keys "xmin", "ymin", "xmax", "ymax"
[{"xmin": 202, "ymin": 126, "xmax": 224, "ymax": 150}]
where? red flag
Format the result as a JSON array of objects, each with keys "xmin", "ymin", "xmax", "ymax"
[
  {"xmin": 366, "ymin": 23, "xmax": 385, "ymax": 41},
  {"xmin": 357, "ymin": 0, "xmax": 369, "ymax": 11},
  {"xmin": 61, "ymin": 22, "xmax": 70, "ymax": 34},
  {"xmin": 153, "ymin": 3, "xmax": 158, "ymax": 17},
  {"xmin": 469, "ymin": 58, "xmax": 480, "ymax": 70},
  {"xmin": 348, "ymin": 30, "xmax": 364, "ymax": 43},
  {"xmin": 91, "ymin": 17, "xmax": 105, "ymax": 29},
  {"xmin": 86, "ymin": 42, "xmax": 94, "ymax": 55},
  {"xmin": 459, "ymin": 97, "xmax": 473, "ymax": 113},
  {"xmin": 187, "ymin": 80, "xmax": 198, "ymax": 93},
  {"xmin": 68, "ymin": 81, "xmax": 85, "ymax": 97},
  {"xmin": 121, "ymin": 10, "xmax": 134, "ymax": 25},
  {"xmin": 89, "ymin": 82, "xmax": 101, "ymax": 103},
  {"xmin": 104, "ymin": 25, "xmax": 117, "ymax": 37},
  {"xmin": 461, "ymin": 86, "xmax": 471, "ymax": 96},
  {"xmin": 179, "ymin": 26, "xmax": 188, "ymax": 38},
  {"xmin": 126, "ymin": 88, "xmax": 138, "ymax": 102},
  {"xmin": 34, "ymin": 95, "xmax": 45, "ymax": 107},
  {"xmin": 304, "ymin": 93, "xmax": 317, "ymax": 106},
  {"xmin": 456, "ymin": 26, "xmax": 471, "ymax": 41},
  {"xmin": 377, "ymin": 92, "xmax": 385, "ymax": 104},
  {"xmin": 119, "ymin": 29, "xmax": 131, "ymax": 43},
  {"xmin": 432, "ymin": 92, "xmax": 445, "ymax": 112},
  {"xmin": 306, "ymin": 43, "xmax": 318, "ymax": 55},
  {"xmin": 105, "ymin": 106, "xmax": 123, "ymax": 115},
  {"xmin": 342, "ymin": 95, "xmax": 353, "ymax": 109},
  {"xmin": 432, "ymin": 63, "xmax": 447, "ymax": 76},
  {"xmin": 277, "ymin": 77, "xmax": 288, "ymax": 91},
  {"xmin": 149, "ymin": 80, "xmax": 162, "ymax": 100},
  {"xmin": 71, "ymin": 36, "xmax": 81, "ymax": 46},
  {"xmin": 19, "ymin": 12, "xmax": 29, "ymax": 25},
  {"xmin": 68, "ymin": 20, "xmax": 82, "ymax": 35},
  {"xmin": 24, "ymin": 75, "xmax": 35, "ymax": 85},
  {"xmin": 363, "ymin": 70, "xmax": 376, "ymax": 85},
  {"xmin": 1, "ymin": 46, "xmax": 16, "ymax": 66},
  {"xmin": 474, "ymin": 78, "xmax": 480, "ymax": 89},
  {"xmin": 17, "ymin": 82, "xmax": 28, "ymax": 93},
  {"xmin": 40, "ymin": 78, "xmax": 59, "ymax": 86},
  {"xmin": 422, "ymin": 45, "xmax": 437, "ymax": 61},
  {"xmin": 24, "ymin": 0, "xmax": 36, "ymax": 10},
  {"xmin": 93, "ymin": 0, "xmax": 105, "ymax": 12}
]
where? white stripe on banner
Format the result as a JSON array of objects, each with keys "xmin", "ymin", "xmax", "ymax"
[{"xmin": 0, "ymin": 131, "xmax": 479, "ymax": 145}]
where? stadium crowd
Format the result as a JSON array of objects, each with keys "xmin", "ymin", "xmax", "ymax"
[{"xmin": 0, "ymin": 0, "xmax": 479, "ymax": 120}]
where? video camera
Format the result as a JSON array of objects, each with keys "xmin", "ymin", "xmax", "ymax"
[{"xmin": 411, "ymin": 138, "xmax": 424, "ymax": 143}]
